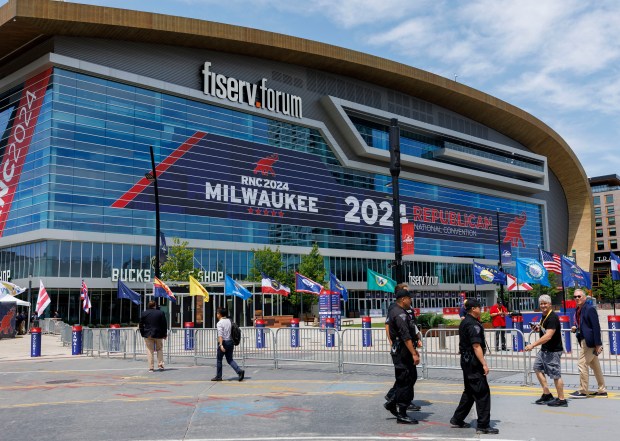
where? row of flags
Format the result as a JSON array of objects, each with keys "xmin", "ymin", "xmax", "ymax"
[
  {"xmin": 472, "ymin": 248, "xmax": 597, "ymax": 290},
  {"xmin": 30, "ymin": 250, "xmax": 620, "ymax": 318}
]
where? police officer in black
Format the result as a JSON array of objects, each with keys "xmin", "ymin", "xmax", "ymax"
[
  {"xmin": 384, "ymin": 288, "xmax": 420, "ymax": 424},
  {"xmin": 450, "ymin": 299, "xmax": 499, "ymax": 435}
]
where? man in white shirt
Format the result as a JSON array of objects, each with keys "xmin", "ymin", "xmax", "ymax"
[{"xmin": 212, "ymin": 308, "xmax": 245, "ymax": 381}]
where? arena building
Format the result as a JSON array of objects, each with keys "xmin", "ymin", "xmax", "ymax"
[{"xmin": 0, "ymin": 0, "xmax": 593, "ymax": 325}]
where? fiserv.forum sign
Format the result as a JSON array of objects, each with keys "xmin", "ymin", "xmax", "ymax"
[{"xmin": 202, "ymin": 62, "xmax": 302, "ymax": 118}]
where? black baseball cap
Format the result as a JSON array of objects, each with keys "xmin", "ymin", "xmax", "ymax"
[{"xmin": 395, "ymin": 289, "xmax": 412, "ymax": 299}]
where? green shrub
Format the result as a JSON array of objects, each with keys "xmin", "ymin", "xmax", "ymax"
[
  {"xmin": 416, "ymin": 313, "xmax": 446, "ymax": 328},
  {"xmin": 480, "ymin": 311, "xmax": 491, "ymax": 323}
]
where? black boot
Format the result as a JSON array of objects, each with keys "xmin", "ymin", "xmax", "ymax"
[
  {"xmin": 384, "ymin": 401, "xmax": 398, "ymax": 417},
  {"xmin": 396, "ymin": 405, "xmax": 418, "ymax": 424}
]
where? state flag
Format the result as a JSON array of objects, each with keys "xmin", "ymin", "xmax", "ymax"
[
  {"xmin": 366, "ymin": 269, "xmax": 396, "ymax": 293},
  {"xmin": 36, "ymin": 280, "xmax": 51, "ymax": 318},
  {"xmin": 295, "ymin": 272, "xmax": 324, "ymax": 294},
  {"xmin": 225, "ymin": 275, "xmax": 252, "ymax": 300},
  {"xmin": 81, "ymin": 280, "xmax": 91, "ymax": 314},
  {"xmin": 261, "ymin": 273, "xmax": 290, "ymax": 296},
  {"xmin": 610, "ymin": 252, "xmax": 620, "ymax": 281},
  {"xmin": 189, "ymin": 275, "xmax": 209, "ymax": 302},
  {"xmin": 117, "ymin": 280, "xmax": 141, "ymax": 305},
  {"xmin": 153, "ymin": 277, "xmax": 177, "ymax": 302},
  {"xmin": 473, "ymin": 261, "xmax": 507, "ymax": 285}
]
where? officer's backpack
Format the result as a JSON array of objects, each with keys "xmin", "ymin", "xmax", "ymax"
[{"xmin": 231, "ymin": 321, "xmax": 242, "ymax": 346}]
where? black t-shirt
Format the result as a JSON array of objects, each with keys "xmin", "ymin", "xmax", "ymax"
[
  {"xmin": 387, "ymin": 304, "xmax": 413, "ymax": 343},
  {"xmin": 540, "ymin": 311, "xmax": 563, "ymax": 352},
  {"xmin": 459, "ymin": 314, "xmax": 486, "ymax": 354}
]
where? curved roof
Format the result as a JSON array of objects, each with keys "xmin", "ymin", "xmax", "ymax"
[{"xmin": 0, "ymin": 0, "xmax": 593, "ymax": 268}]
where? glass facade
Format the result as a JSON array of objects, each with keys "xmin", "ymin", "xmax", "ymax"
[{"xmin": 0, "ymin": 67, "xmax": 548, "ymax": 323}]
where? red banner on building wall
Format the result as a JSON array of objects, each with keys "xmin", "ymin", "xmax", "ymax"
[
  {"xmin": 0, "ymin": 68, "xmax": 52, "ymax": 237},
  {"xmin": 402, "ymin": 222, "xmax": 415, "ymax": 255}
]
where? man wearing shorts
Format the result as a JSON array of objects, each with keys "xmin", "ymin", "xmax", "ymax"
[{"xmin": 525, "ymin": 294, "xmax": 567, "ymax": 407}]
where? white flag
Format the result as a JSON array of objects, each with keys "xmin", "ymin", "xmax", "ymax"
[{"xmin": 36, "ymin": 280, "xmax": 51, "ymax": 318}]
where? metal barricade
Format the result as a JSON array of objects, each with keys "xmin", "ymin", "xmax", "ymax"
[
  {"xmin": 82, "ymin": 328, "xmax": 94, "ymax": 356},
  {"xmin": 274, "ymin": 327, "xmax": 341, "ymax": 372},
  {"xmin": 340, "ymin": 328, "xmax": 392, "ymax": 372},
  {"xmin": 238, "ymin": 327, "xmax": 274, "ymax": 368},
  {"xmin": 526, "ymin": 327, "xmax": 620, "ymax": 383},
  {"xmin": 422, "ymin": 327, "xmax": 529, "ymax": 384},
  {"xmin": 97, "ymin": 328, "xmax": 136, "ymax": 358}
]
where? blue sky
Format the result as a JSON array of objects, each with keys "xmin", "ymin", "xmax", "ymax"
[{"xmin": 7, "ymin": 0, "xmax": 620, "ymax": 178}]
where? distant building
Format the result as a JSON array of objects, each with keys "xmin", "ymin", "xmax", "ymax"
[{"xmin": 590, "ymin": 174, "xmax": 620, "ymax": 288}]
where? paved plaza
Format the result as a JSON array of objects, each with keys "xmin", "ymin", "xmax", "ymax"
[{"xmin": 1, "ymin": 333, "xmax": 619, "ymax": 441}]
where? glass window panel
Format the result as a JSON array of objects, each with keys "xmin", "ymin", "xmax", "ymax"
[
  {"xmin": 594, "ymin": 196, "xmax": 600, "ymax": 205},
  {"xmin": 605, "ymin": 194, "xmax": 614, "ymax": 204},
  {"xmin": 70, "ymin": 242, "xmax": 81, "ymax": 277},
  {"xmin": 59, "ymin": 241, "xmax": 70, "ymax": 277},
  {"xmin": 82, "ymin": 242, "xmax": 93, "ymax": 278}
]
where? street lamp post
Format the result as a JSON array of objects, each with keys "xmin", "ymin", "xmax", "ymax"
[
  {"xmin": 389, "ymin": 118, "xmax": 404, "ymax": 284},
  {"xmin": 27, "ymin": 276, "xmax": 32, "ymax": 331},
  {"xmin": 146, "ymin": 146, "xmax": 161, "ymax": 281}
]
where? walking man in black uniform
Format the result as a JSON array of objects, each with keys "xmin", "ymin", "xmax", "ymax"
[
  {"xmin": 384, "ymin": 288, "xmax": 420, "ymax": 424},
  {"xmin": 450, "ymin": 299, "xmax": 499, "ymax": 435}
]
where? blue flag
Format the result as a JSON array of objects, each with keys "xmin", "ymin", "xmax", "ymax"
[
  {"xmin": 295, "ymin": 272, "xmax": 323, "ymax": 294},
  {"xmin": 611, "ymin": 252, "xmax": 620, "ymax": 281},
  {"xmin": 330, "ymin": 272, "xmax": 348, "ymax": 301},
  {"xmin": 561, "ymin": 255, "xmax": 592, "ymax": 289},
  {"xmin": 473, "ymin": 261, "xmax": 506, "ymax": 285},
  {"xmin": 515, "ymin": 258, "xmax": 550, "ymax": 287},
  {"xmin": 224, "ymin": 275, "xmax": 252, "ymax": 300},
  {"xmin": 117, "ymin": 280, "xmax": 141, "ymax": 305}
]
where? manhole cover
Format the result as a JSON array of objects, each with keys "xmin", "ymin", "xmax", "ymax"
[{"xmin": 45, "ymin": 379, "xmax": 79, "ymax": 385}]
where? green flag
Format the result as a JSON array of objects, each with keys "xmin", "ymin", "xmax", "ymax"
[{"xmin": 367, "ymin": 268, "xmax": 397, "ymax": 293}]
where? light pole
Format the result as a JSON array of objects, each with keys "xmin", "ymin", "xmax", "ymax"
[
  {"xmin": 145, "ymin": 146, "xmax": 161, "ymax": 281},
  {"xmin": 389, "ymin": 118, "xmax": 404, "ymax": 283},
  {"xmin": 27, "ymin": 275, "xmax": 32, "ymax": 331}
]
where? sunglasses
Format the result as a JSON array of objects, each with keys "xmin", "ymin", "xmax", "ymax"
[{"xmin": 574, "ymin": 295, "xmax": 583, "ymax": 299}]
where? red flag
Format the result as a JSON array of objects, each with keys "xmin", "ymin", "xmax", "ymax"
[{"xmin": 402, "ymin": 223, "xmax": 415, "ymax": 255}]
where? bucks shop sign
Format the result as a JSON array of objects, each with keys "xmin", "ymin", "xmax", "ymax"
[{"xmin": 111, "ymin": 132, "xmax": 529, "ymax": 247}]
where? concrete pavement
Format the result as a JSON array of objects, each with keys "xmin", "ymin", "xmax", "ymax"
[{"xmin": 1, "ymin": 331, "xmax": 619, "ymax": 441}]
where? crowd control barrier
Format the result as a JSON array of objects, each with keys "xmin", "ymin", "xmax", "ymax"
[{"xmin": 83, "ymin": 323, "xmax": 620, "ymax": 384}]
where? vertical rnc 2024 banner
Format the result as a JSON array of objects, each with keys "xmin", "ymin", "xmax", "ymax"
[
  {"xmin": 113, "ymin": 132, "xmax": 534, "ymax": 248},
  {"xmin": 0, "ymin": 68, "xmax": 52, "ymax": 237}
]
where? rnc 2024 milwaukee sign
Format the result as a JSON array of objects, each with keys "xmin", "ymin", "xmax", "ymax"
[{"xmin": 111, "ymin": 132, "xmax": 529, "ymax": 247}]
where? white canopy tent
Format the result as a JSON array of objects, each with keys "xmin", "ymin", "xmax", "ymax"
[{"xmin": 0, "ymin": 294, "xmax": 30, "ymax": 307}]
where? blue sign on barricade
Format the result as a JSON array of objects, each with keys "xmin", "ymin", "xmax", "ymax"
[
  {"xmin": 609, "ymin": 316, "xmax": 620, "ymax": 355},
  {"xmin": 184, "ymin": 322, "xmax": 194, "ymax": 351},
  {"xmin": 362, "ymin": 316, "xmax": 372, "ymax": 347},
  {"xmin": 255, "ymin": 319, "xmax": 265, "ymax": 348},
  {"xmin": 325, "ymin": 318, "xmax": 335, "ymax": 348},
  {"xmin": 31, "ymin": 327, "xmax": 41, "ymax": 357},
  {"xmin": 72, "ymin": 325, "xmax": 83, "ymax": 355},
  {"xmin": 109, "ymin": 324, "xmax": 121, "ymax": 352},
  {"xmin": 511, "ymin": 315, "xmax": 524, "ymax": 351},
  {"xmin": 290, "ymin": 318, "xmax": 300, "ymax": 348}
]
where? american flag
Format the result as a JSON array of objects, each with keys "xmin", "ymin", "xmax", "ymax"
[
  {"xmin": 539, "ymin": 249, "xmax": 562, "ymax": 274},
  {"xmin": 81, "ymin": 280, "xmax": 91, "ymax": 314}
]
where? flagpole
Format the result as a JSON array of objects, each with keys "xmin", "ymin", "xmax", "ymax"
[
  {"xmin": 495, "ymin": 210, "xmax": 506, "ymax": 306},
  {"xmin": 78, "ymin": 289, "xmax": 81, "ymax": 325},
  {"xmin": 612, "ymin": 278, "xmax": 617, "ymax": 316}
]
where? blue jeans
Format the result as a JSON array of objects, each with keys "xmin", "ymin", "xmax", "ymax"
[{"xmin": 216, "ymin": 340, "xmax": 240, "ymax": 378}]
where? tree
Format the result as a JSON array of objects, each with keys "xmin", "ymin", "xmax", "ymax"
[
  {"xmin": 528, "ymin": 272, "xmax": 560, "ymax": 299},
  {"xmin": 160, "ymin": 237, "xmax": 200, "ymax": 281},
  {"xmin": 594, "ymin": 275, "xmax": 619, "ymax": 303},
  {"xmin": 249, "ymin": 246, "xmax": 287, "ymax": 283}
]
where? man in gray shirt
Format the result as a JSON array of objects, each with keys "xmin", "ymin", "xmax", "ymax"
[{"xmin": 212, "ymin": 308, "xmax": 244, "ymax": 381}]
